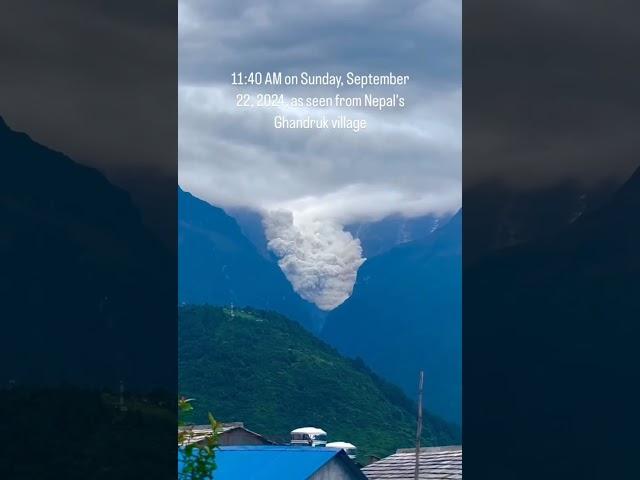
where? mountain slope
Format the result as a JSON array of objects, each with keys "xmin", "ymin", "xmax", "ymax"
[
  {"xmin": 346, "ymin": 214, "xmax": 446, "ymax": 258},
  {"xmin": 178, "ymin": 188, "xmax": 322, "ymax": 331},
  {"xmin": 225, "ymin": 206, "xmax": 276, "ymax": 261},
  {"xmin": 465, "ymin": 166, "xmax": 640, "ymax": 478},
  {"xmin": 0, "ymin": 116, "xmax": 175, "ymax": 389},
  {"xmin": 322, "ymin": 211, "xmax": 461, "ymax": 424},
  {"xmin": 178, "ymin": 305, "xmax": 458, "ymax": 460}
]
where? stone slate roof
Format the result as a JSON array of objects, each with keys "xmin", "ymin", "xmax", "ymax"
[{"xmin": 362, "ymin": 445, "xmax": 462, "ymax": 480}]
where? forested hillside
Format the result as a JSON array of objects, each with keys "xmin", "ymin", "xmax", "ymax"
[{"xmin": 179, "ymin": 306, "xmax": 458, "ymax": 460}]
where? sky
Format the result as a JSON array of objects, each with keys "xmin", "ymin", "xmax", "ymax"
[{"xmin": 178, "ymin": 0, "xmax": 462, "ymax": 309}]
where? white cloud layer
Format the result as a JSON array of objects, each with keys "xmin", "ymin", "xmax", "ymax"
[{"xmin": 178, "ymin": 0, "xmax": 461, "ymax": 309}]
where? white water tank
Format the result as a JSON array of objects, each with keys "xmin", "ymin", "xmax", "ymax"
[
  {"xmin": 290, "ymin": 427, "xmax": 327, "ymax": 447},
  {"xmin": 326, "ymin": 441, "xmax": 357, "ymax": 460}
]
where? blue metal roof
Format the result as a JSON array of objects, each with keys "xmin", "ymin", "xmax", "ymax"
[{"xmin": 179, "ymin": 446, "xmax": 350, "ymax": 480}]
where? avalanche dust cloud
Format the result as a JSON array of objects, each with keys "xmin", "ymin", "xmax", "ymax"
[{"xmin": 263, "ymin": 210, "xmax": 366, "ymax": 311}]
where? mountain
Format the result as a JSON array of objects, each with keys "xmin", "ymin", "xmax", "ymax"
[
  {"xmin": 465, "ymin": 167, "xmax": 640, "ymax": 478},
  {"xmin": 346, "ymin": 214, "xmax": 447, "ymax": 259},
  {"xmin": 0, "ymin": 116, "xmax": 175, "ymax": 389},
  {"xmin": 322, "ymin": 211, "xmax": 462, "ymax": 425},
  {"xmin": 463, "ymin": 179, "xmax": 615, "ymax": 265},
  {"xmin": 178, "ymin": 305, "xmax": 459, "ymax": 461},
  {"xmin": 178, "ymin": 188, "xmax": 323, "ymax": 331},
  {"xmin": 225, "ymin": 206, "xmax": 276, "ymax": 261}
]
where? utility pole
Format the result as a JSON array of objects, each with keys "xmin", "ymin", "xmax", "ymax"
[{"xmin": 414, "ymin": 370, "xmax": 424, "ymax": 480}]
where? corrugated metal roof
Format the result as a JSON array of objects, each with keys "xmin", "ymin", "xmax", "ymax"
[
  {"xmin": 179, "ymin": 446, "xmax": 364, "ymax": 480},
  {"xmin": 178, "ymin": 423, "xmax": 274, "ymax": 446},
  {"xmin": 362, "ymin": 446, "xmax": 462, "ymax": 480}
]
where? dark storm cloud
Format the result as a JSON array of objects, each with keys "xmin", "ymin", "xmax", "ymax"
[
  {"xmin": 0, "ymin": 0, "xmax": 176, "ymax": 180},
  {"xmin": 180, "ymin": 0, "xmax": 459, "ymax": 87},
  {"xmin": 464, "ymin": 0, "xmax": 640, "ymax": 188}
]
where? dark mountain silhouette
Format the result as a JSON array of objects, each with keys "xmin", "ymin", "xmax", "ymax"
[
  {"xmin": 0, "ymin": 116, "xmax": 175, "ymax": 390},
  {"xmin": 464, "ymin": 179, "xmax": 615, "ymax": 265},
  {"xmin": 465, "ymin": 166, "xmax": 640, "ymax": 478},
  {"xmin": 178, "ymin": 188, "xmax": 323, "ymax": 331},
  {"xmin": 322, "ymin": 211, "xmax": 462, "ymax": 424}
]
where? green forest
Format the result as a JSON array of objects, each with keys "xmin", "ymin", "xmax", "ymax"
[{"xmin": 179, "ymin": 305, "xmax": 459, "ymax": 460}]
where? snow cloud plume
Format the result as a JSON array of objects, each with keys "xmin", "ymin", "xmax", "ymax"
[{"xmin": 264, "ymin": 210, "xmax": 365, "ymax": 311}]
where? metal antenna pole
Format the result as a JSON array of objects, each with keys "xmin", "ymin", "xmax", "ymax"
[{"xmin": 414, "ymin": 370, "xmax": 424, "ymax": 480}]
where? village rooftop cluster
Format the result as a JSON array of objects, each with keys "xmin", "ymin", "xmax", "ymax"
[{"xmin": 179, "ymin": 422, "xmax": 461, "ymax": 479}]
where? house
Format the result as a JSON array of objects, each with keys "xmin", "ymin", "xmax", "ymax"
[
  {"xmin": 179, "ymin": 422, "xmax": 274, "ymax": 447},
  {"xmin": 361, "ymin": 445, "xmax": 462, "ymax": 480},
  {"xmin": 180, "ymin": 445, "xmax": 367, "ymax": 480}
]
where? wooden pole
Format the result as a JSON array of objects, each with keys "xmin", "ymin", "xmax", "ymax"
[{"xmin": 414, "ymin": 370, "xmax": 424, "ymax": 480}]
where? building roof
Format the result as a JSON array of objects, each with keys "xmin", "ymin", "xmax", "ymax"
[
  {"xmin": 179, "ymin": 422, "xmax": 274, "ymax": 446},
  {"xmin": 362, "ymin": 446, "xmax": 462, "ymax": 480},
  {"xmin": 179, "ymin": 446, "xmax": 367, "ymax": 480}
]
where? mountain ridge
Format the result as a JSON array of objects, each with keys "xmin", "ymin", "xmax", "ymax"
[
  {"xmin": 0, "ymin": 115, "xmax": 175, "ymax": 389},
  {"xmin": 322, "ymin": 211, "xmax": 462, "ymax": 424},
  {"xmin": 178, "ymin": 187, "xmax": 324, "ymax": 332},
  {"xmin": 464, "ymin": 164, "xmax": 640, "ymax": 478}
]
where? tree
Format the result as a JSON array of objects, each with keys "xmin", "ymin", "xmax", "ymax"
[{"xmin": 178, "ymin": 397, "xmax": 220, "ymax": 479}]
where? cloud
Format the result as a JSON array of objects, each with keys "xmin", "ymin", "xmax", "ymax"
[
  {"xmin": 263, "ymin": 210, "xmax": 365, "ymax": 310},
  {"xmin": 0, "ymin": 0, "xmax": 176, "ymax": 176},
  {"xmin": 178, "ymin": 0, "xmax": 461, "ymax": 308},
  {"xmin": 464, "ymin": 0, "xmax": 640, "ymax": 187},
  {"xmin": 179, "ymin": 83, "xmax": 461, "ymax": 219}
]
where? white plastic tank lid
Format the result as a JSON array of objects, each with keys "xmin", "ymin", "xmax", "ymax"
[
  {"xmin": 290, "ymin": 427, "xmax": 327, "ymax": 436},
  {"xmin": 326, "ymin": 442, "xmax": 356, "ymax": 450}
]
